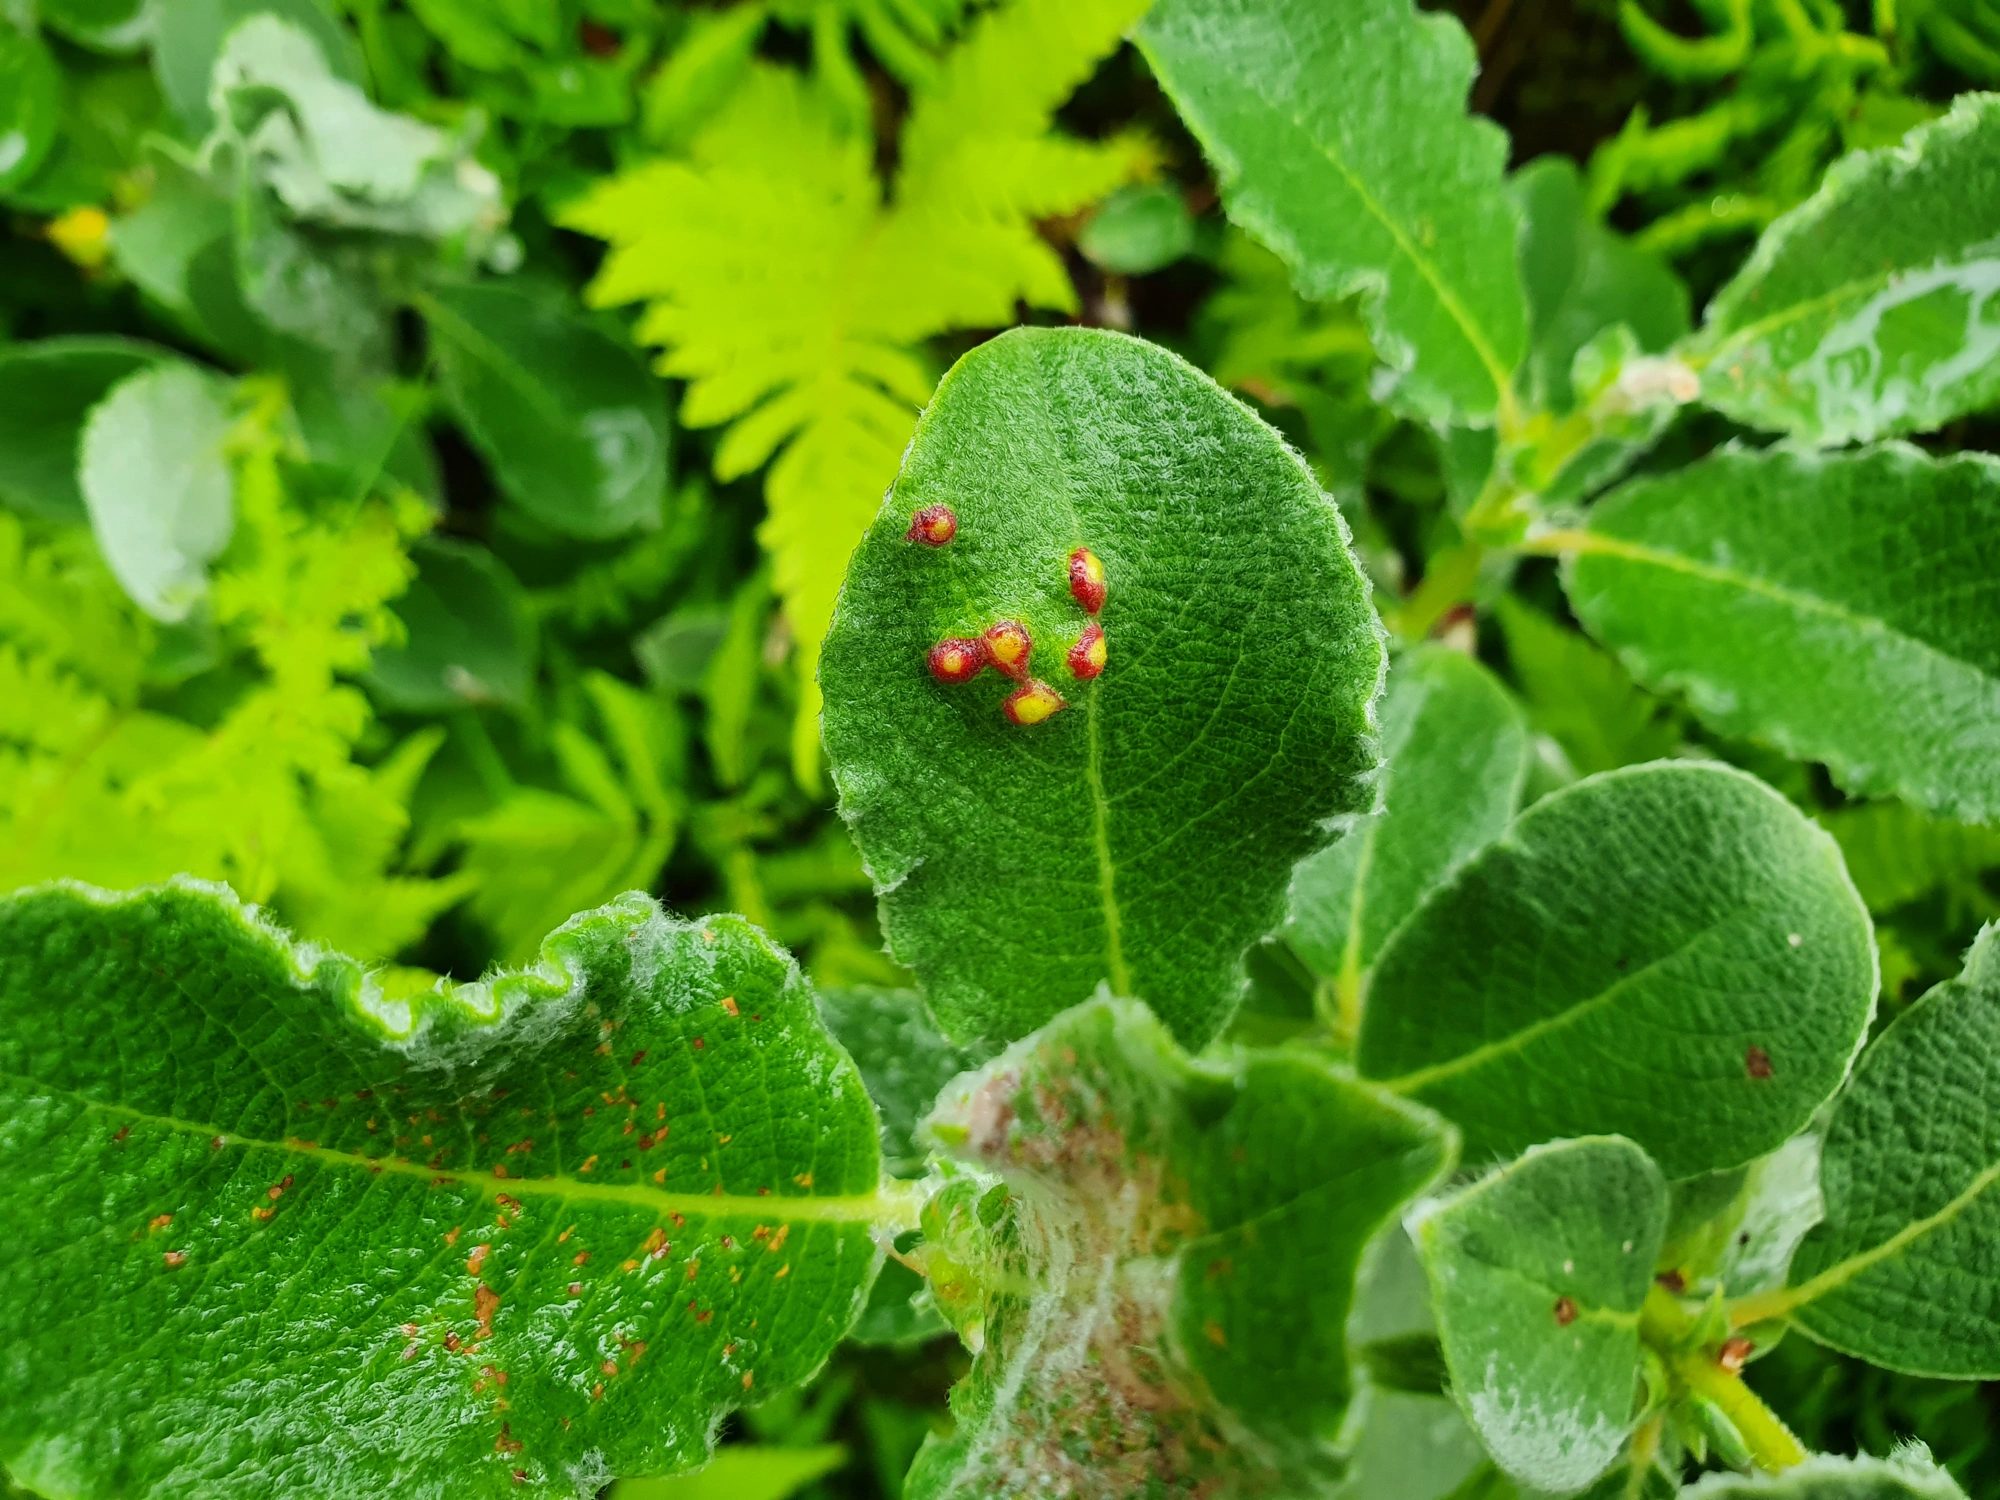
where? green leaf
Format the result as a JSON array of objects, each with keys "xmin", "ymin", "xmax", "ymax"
[
  {"xmin": 1676, "ymin": 1451, "xmax": 1969, "ymax": 1500},
  {"xmin": 908, "ymin": 996, "xmax": 1454, "ymax": 1499},
  {"xmin": 367, "ymin": 535, "xmax": 538, "ymax": 713},
  {"xmin": 1286, "ymin": 645, "xmax": 1531, "ymax": 1020},
  {"xmin": 1495, "ymin": 595, "xmax": 1679, "ymax": 777},
  {"xmin": 0, "ymin": 880, "xmax": 893, "ymax": 1499},
  {"xmin": 151, "ymin": 0, "xmax": 365, "ymax": 132},
  {"xmin": 77, "ymin": 362, "xmax": 236, "ymax": 623},
  {"xmin": 1817, "ymin": 801, "xmax": 2000, "ymax": 914},
  {"xmin": 424, "ymin": 282, "xmax": 670, "ymax": 540},
  {"xmin": 0, "ymin": 338, "xmax": 169, "ymax": 522},
  {"xmin": 1413, "ymin": 1136, "xmax": 1667, "ymax": 1494},
  {"xmin": 39, "ymin": 0, "xmax": 153, "ymax": 51},
  {"xmin": 612, "ymin": 1445, "xmax": 849, "ymax": 1500},
  {"xmin": 1689, "ymin": 94, "xmax": 2000, "ymax": 443},
  {"xmin": 1511, "ymin": 154, "xmax": 1690, "ymax": 415},
  {"xmin": 1563, "ymin": 444, "xmax": 2000, "ymax": 824},
  {"xmin": 0, "ymin": 26, "xmax": 60, "ymax": 197},
  {"xmin": 1357, "ymin": 761, "xmax": 1878, "ymax": 1178},
  {"xmin": 813, "ymin": 986, "xmax": 989, "ymax": 1177},
  {"xmin": 820, "ymin": 326, "xmax": 1383, "ymax": 1049},
  {"xmin": 1766, "ymin": 924, "xmax": 2000, "ymax": 1378},
  {"xmin": 1076, "ymin": 182, "xmax": 1196, "ymax": 275},
  {"xmin": 1137, "ymin": 0, "xmax": 1528, "ymax": 424}
]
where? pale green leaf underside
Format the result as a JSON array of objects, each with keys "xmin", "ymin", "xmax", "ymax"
[
  {"xmin": 1136, "ymin": 0, "xmax": 1527, "ymax": 425},
  {"xmin": 813, "ymin": 986, "xmax": 991, "ymax": 1177},
  {"xmin": 1678, "ymin": 1452, "xmax": 1969, "ymax": 1500},
  {"xmin": 1565, "ymin": 443, "xmax": 2000, "ymax": 824},
  {"xmin": 908, "ymin": 997, "xmax": 1454, "ymax": 1499},
  {"xmin": 821, "ymin": 326, "xmax": 1383, "ymax": 1049},
  {"xmin": 1287, "ymin": 644, "xmax": 1530, "ymax": 993},
  {"xmin": 1357, "ymin": 762, "xmax": 1877, "ymax": 1178},
  {"xmin": 0, "ymin": 881, "xmax": 886, "ymax": 1500},
  {"xmin": 1413, "ymin": 1136, "xmax": 1666, "ymax": 1494},
  {"xmin": 1784, "ymin": 924, "xmax": 2000, "ymax": 1378},
  {"xmin": 1691, "ymin": 93, "xmax": 2000, "ymax": 444}
]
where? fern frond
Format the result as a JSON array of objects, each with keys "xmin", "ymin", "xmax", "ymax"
[{"xmin": 564, "ymin": 0, "xmax": 1152, "ymax": 787}]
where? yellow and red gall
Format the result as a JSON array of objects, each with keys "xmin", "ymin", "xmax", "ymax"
[
  {"xmin": 906, "ymin": 504, "xmax": 958, "ymax": 546},
  {"xmin": 1067, "ymin": 622, "xmax": 1106, "ymax": 680},
  {"xmin": 983, "ymin": 620, "xmax": 1033, "ymax": 681},
  {"xmin": 1003, "ymin": 680, "xmax": 1066, "ymax": 726},
  {"xmin": 1068, "ymin": 548, "xmax": 1106, "ymax": 614},
  {"xmin": 928, "ymin": 637, "xmax": 989, "ymax": 684}
]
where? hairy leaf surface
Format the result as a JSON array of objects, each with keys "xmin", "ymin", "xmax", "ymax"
[
  {"xmin": 1412, "ymin": 1137, "xmax": 1666, "ymax": 1493},
  {"xmin": 1691, "ymin": 94, "xmax": 2000, "ymax": 443},
  {"xmin": 0, "ymin": 881, "xmax": 889, "ymax": 1500},
  {"xmin": 814, "ymin": 986, "xmax": 990, "ymax": 1177},
  {"xmin": 821, "ymin": 326, "xmax": 1383, "ymax": 1048},
  {"xmin": 1357, "ymin": 762, "xmax": 1876, "ymax": 1177},
  {"xmin": 908, "ymin": 997, "xmax": 1454, "ymax": 1499},
  {"xmin": 1678, "ymin": 1453, "xmax": 1969, "ymax": 1500},
  {"xmin": 1286, "ymin": 645, "xmax": 1530, "ymax": 1016},
  {"xmin": 1138, "ymin": 0, "xmax": 1526, "ymax": 424},
  {"xmin": 1777, "ymin": 924, "xmax": 2000, "ymax": 1377},
  {"xmin": 1564, "ymin": 444, "xmax": 2000, "ymax": 823}
]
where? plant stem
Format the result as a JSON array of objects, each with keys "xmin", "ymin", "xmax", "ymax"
[{"xmin": 1671, "ymin": 1344, "xmax": 1807, "ymax": 1471}]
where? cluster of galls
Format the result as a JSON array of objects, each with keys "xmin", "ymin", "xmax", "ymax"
[{"xmin": 905, "ymin": 503, "xmax": 1106, "ymax": 726}]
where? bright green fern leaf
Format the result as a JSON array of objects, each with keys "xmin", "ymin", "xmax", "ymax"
[{"xmin": 561, "ymin": 0, "xmax": 1153, "ymax": 787}]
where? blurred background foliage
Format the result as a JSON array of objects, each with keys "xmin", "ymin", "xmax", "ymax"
[{"xmin": 0, "ymin": 0, "xmax": 1996, "ymax": 1493}]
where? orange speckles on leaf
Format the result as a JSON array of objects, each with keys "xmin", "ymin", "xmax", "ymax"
[
  {"xmin": 1068, "ymin": 548, "xmax": 1106, "ymax": 614},
  {"xmin": 600, "ymin": 1359, "xmax": 619, "ymax": 1378},
  {"xmin": 719, "ymin": 996, "xmax": 740, "ymax": 1017},
  {"xmin": 112, "ymin": 1125, "xmax": 130, "ymax": 1143},
  {"xmin": 717, "ymin": 1133, "xmax": 732, "ymax": 1146},
  {"xmin": 446, "ymin": 1226, "xmax": 462, "ymax": 1246},
  {"xmin": 252, "ymin": 1206, "xmax": 275, "ymax": 1222},
  {"xmin": 794, "ymin": 1172, "xmax": 813, "ymax": 1188},
  {"xmin": 1718, "ymin": 1337, "xmax": 1755, "ymax": 1374},
  {"xmin": 905, "ymin": 503, "xmax": 957, "ymax": 546},
  {"xmin": 686, "ymin": 1260, "xmax": 700, "ymax": 1280},
  {"xmin": 742, "ymin": 1371, "xmax": 755, "ymax": 1390},
  {"xmin": 493, "ymin": 1163, "xmax": 509, "ymax": 1180},
  {"xmin": 421, "ymin": 1135, "xmax": 434, "ymax": 1147},
  {"xmin": 568, "ymin": 1282, "xmax": 583, "ymax": 1297},
  {"xmin": 147, "ymin": 1213, "xmax": 173, "ymax": 1233},
  {"xmin": 1656, "ymin": 1269, "xmax": 1686, "ymax": 1294},
  {"xmin": 653, "ymin": 1168, "xmax": 667, "ymax": 1184},
  {"xmin": 468, "ymin": 1244, "xmax": 490, "ymax": 1275},
  {"xmin": 621, "ymin": 1259, "xmax": 640, "ymax": 1272},
  {"xmin": 402, "ymin": 1340, "xmax": 420, "ymax": 1361},
  {"xmin": 511, "ymin": 1471, "xmax": 528, "ymax": 1486},
  {"xmin": 671, "ymin": 1212, "xmax": 686, "ymax": 1228},
  {"xmin": 494, "ymin": 1423, "xmax": 522, "ymax": 1455},
  {"xmin": 211, "ymin": 1135, "xmax": 226, "ymax": 1149},
  {"xmin": 692, "ymin": 1037, "xmax": 705, "ymax": 1050},
  {"xmin": 1554, "ymin": 1296, "xmax": 1579, "ymax": 1326},
  {"xmin": 720, "ymin": 1235, "xmax": 736, "ymax": 1250},
  {"xmin": 774, "ymin": 1264, "xmax": 790, "ymax": 1279},
  {"xmin": 631, "ymin": 1050, "xmax": 647, "ymax": 1066},
  {"xmin": 627, "ymin": 1341, "xmax": 646, "ymax": 1365},
  {"xmin": 1003, "ymin": 679, "xmax": 1066, "ymax": 726},
  {"xmin": 573, "ymin": 1251, "xmax": 591, "ymax": 1267},
  {"xmin": 983, "ymin": 620, "xmax": 1033, "ymax": 681},
  {"xmin": 623, "ymin": 1120, "xmax": 635, "ymax": 1137},
  {"xmin": 1746, "ymin": 1044, "xmax": 1774, "ymax": 1079},
  {"xmin": 267, "ymin": 1174, "xmax": 294, "ymax": 1201},
  {"xmin": 643, "ymin": 1228, "xmax": 669, "ymax": 1259},
  {"xmin": 723, "ymin": 1342, "xmax": 737, "ymax": 1358},
  {"xmin": 1203, "ymin": 1321, "xmax": 1226, "ymax": 1347},
  {"xmin": 1206, "ymin": 1257, "xmax": 1233, "ymax": 1280},
  {"xmin": 579, "ymin": 1156, "xmax": 598, "ymax": 1173},
  {"xmin": 767, "ymin": 1224, "xmax": 790, "ymax": 1253},
  {"xmin": 595, "ymin": 1043, "xmax": 612, "ymax": 1057},
  {"xmin": 1066, "ymin": 622, "xmax": 1106, "ymax": 680},
  {"xmin": 163, "ymin": 1250, "xmax": 188, "ymax": 1269},
  {"xmin": 558, "ymin": 1224, "xmax": 576, "ymax": 1243},
  {"xmin": 656, "ymin": 1102, "xmax": 667, "ymax": 1121},
  {"xmin": 591, "ymin": 1382, "xmax": 605, "ymax": 1400},
  {"xmin": 475, "ymin": 1285, "xmax": 501, "ymax": 1337},
  {"xmin": 446, "ymin": 1331, "xmax": 464, "ymax": 1353}
]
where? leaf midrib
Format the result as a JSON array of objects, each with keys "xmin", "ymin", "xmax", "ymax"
[{"xmin": 4, "ymin": 1071, "xmax": 901, "ymax": 1226}]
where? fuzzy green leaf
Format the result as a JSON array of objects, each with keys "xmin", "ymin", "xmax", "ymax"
[
  {"xmin": 1690, "ymin": 94, "xmax": 2000, "ymax": 443},
  {"xmin": 0, "ymin": 881, "xmax": 892, "ymax": 1499},
  {"xmin": 908, "ymin": 996, "xmax": 1454, "ymax": 1499},
  {"xmin": 1677, "ymin": 1452, "xmax": 1969, "ymax": 1500},
  {"xmin": 77, "ymin": 361, "xmax": 236, "ymax": 623},
  {"xmin": 151, "ymin": 0, "xmax": 365, "ymax": 132},
  {"xmin": 1772, "ymin": 924, "xmax": 2000, "ymax": 1378},
  {"xmin": 1357, "ymin": 762, "xmax": 1877, "ymax": 1178},
  {"xmin": 1286, "ymin": 644, "xmax": 1531, "ymax": 1013},
  {"xmin": 0, "ymin": 26, "xmax": 61, "ymax": 196},
  {"xmin": 820, "ymin": 326, "xmax": 1383, "ymax": 1049},
  {"xmin": 1563, "ymin": 444, "xmax": 2000, "ymax": 824},
  {"xmin": 1413, "ymin": 1136, "xmax": 1667, "ymax": 1494},
  {"xmin": 813, "ymin": 986, "xmax": 989, "ymax": 1177},
  {"xmin": 1137, "ymin": 0, "xmax": 1527, "ymax": 424},
  {"xmin": 424, "ymin": 282, "xmax": 669, "ymax": 540},
  {"xmin": 0, "ymin": 337, "xmax": 168, "ymax": 523}
]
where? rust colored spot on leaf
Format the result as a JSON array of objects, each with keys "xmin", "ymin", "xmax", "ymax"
[
  {"xmin": 983, "ymin": 620, "xmax": 1033, "ymax": 680},
  {"xmin": 1068, "ymin": 547, "xmax": 1106, "ymax": 614},
  {"xmin": 905, "ymin": 503, "xmax": 957, "ymax": 546},
  {"xmin": 692, "ymin": 1038, "xmax": 704, "ymax": 1050},
  {"xmin": 1656, "ymin": 1269, "xmax": 1686, "ymax": 1293},
  {"xmin": 1203, "ymin": 1321, "xmax": 1226, "ymax": 1347},
  {"xmin": 1554, "ymin": 1296, "xmax": 1578, "ymax": 1326},
  {"xmin": 475, "ymin": 1284, "xmax": 501, "ymax": 1337},
  {"xmin": 1003, "ymin": 679, "xmax": 1066, "ymax": 726},
  {"xmin": 600, "ymin": 1360, "xmax": 619, "ymax": 1378},
  {"xmin": 252, "ymin": 1206, "xmax": 274, "ymax": 1222},
  {"xmin": 163, "ymin": 1250, "xmax": 188, "ymax": 1269},
  {"xmin": 1067, "ymin": 621, "xmax": 1106, "ymax": 680},
  {"xmin": 767, "ymin": 1224, "xmax": 790, "ymax": 1253},
  {"xmin": 1746, "ymin": 1044, "xmax": 1774, "ymax": 1079},
  {"xmin": 446, "ymin": 1226, "xmax": 461, "ymax": 1246},
  {"xmin": 742, "ymin": 1371, "xmax": 754, "ymax": 1390},
  {"xmin": 653, "ymin": 1168, "xmax": 667, "ymax": 1183},
  {"xmin": 775, "ymin": 1264, "xmax": 789, "ymax": 1279},
  {"xmin": 568, "ymin": 1282, "xmax": 583, "ymax": 1297},
  {"xmin": 928, "ymin": 636, "xmax": 990, "ymax": 684},
  {"xmin": 1718, "ymin": 1336, "xmax": 1755, "ymax": 1374},
  {"xmin": 467, "ymin": 1245, "xmax": 490, "ymax": 1275},
  {"xmin": 579, "ymin": 1155, "xmax": 598, "ymax": 1173},
  {"xmin": 643, "ymin": 1228, "xmax": 670, "ymax": 1259},
  {"xmin": 148, "ymin": 1213, "xmax": 173, "ymax": 1233},
  {"xmin": 631, "ymin": 1050, "xmax": 647, "ymax": 1066},
  {"xmin": 573, "ymin": 1251, "xmax": 590, "ymax": 1267},
  {"xmin": 495, "ymin": 1423, "xmax": 522, "ymax": 1454},
  {"xmin": 720, "ymin": 996, "xmax": 739, "ymax": 1017},
  {"xmin": 112, "ymin": 1125, "xmax": 130, "ymax": 1143}
]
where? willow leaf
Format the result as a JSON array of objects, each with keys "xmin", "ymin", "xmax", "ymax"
[
  {"xmin": 0, "ymin": 881, "xmax": 893, "ymax": 1500},
  {"xmin": 1563, "ymin": 444, "xmax": 2000, "ymax": 824},
  {"xmin": 1678, "ymin": 1453, "xmax": 1969, "ymax": 1500},
  {"xmin": 907, "ymin": 997, "xmax": 1454, "ymax": 1499},
  {"xmin": 1357, "ymin": 762, "xmax": 1877, "ymax": 1177},
  {"xmin": 1767, "ymin": 924, "xmax": 2000, "ymax": 1378},
  {"xmin": 1691, "ymin": 94, "xmax": 2000, "ymax": 443},
  {"xmin": 1137, "ymin": 0, "xmax": 1527, "ymax": 424},
  {"xmin": 820, "ymin": 326, "xmax": 1383, "ymax": 1049}
]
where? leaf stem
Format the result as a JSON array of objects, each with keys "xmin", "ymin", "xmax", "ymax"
[{"xmin": 1641, "ymin": 1284, "xmax": 1805, "ymax": 1473}]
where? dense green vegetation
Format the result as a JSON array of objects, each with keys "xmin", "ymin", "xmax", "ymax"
[{"xmin": 1, "ymin": 0, "xmax": 1997, "ymax": 1495}]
